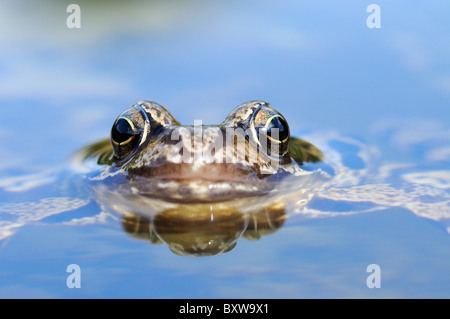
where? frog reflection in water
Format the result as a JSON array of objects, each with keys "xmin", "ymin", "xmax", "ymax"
[{"xmin": 81, "ymin": 100, "xmax": 323, "ymax": 256}]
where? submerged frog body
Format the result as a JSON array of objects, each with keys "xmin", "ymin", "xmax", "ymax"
[{"xmin": 81, "ymin": 100, "xmax": 324, "ymax": 256}]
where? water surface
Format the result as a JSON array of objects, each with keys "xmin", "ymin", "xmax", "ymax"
[{"xmin": 0, "ymin": 0, "xmax": 449, "ymax": 298}]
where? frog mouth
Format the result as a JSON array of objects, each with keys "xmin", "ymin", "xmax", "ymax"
[
  {"xmin": 96, "ymin": 159, "xmax": 318, "ymax": 204},
  {"xmin": 116, "ymin": 162, "xmax": 281, "ymax": 202},
  {"xmin": 126, "ymin": 162, "xmax": 265, "ymax": 181}
]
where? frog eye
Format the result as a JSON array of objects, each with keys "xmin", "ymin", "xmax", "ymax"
[
  {"xmin": 111, "ymin": 105, "xmax": 150, "ymax": 160},
  {"xmin": 262, "ymin": 115, "xmax": 289, "ymax": 142},
  {"xmin": 250, "ymin": 104, "xmax": 290, "ymax": 157}
]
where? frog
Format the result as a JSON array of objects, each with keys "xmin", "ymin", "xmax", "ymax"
[
  {"xmin": 76, "ymin": 100, "xmax": 324, "ymax": 256},
  {"xmin": 83, "ymin": 100, "xmax": 322, "ymax": 197}
]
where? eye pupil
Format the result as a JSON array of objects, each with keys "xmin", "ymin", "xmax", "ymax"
[
  {"xmin": 112, "ymin": 118, "xmax": 136, "ymax": 143},
  {"xmin": 265, "ymin": 116, "xmax": 289, "ymax": 141}
]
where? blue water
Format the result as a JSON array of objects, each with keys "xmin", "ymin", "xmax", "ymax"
[{"xmin": 0, "ymin": 0, "xmax": 449, "ymax": 298}]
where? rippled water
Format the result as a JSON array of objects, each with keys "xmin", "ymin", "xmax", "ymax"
[{"xmin": 0, "ymin": 1, "xmax": 449, "ymax": 298}]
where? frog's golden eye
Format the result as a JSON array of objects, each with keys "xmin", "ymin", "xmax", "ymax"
[
  {"xmin": 250, "ymin": 105, "xmax": 290, "ymax": 157},
  {"xmin": 111, "ymin": 105, "xmax": 150, "ymax": 160}
]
